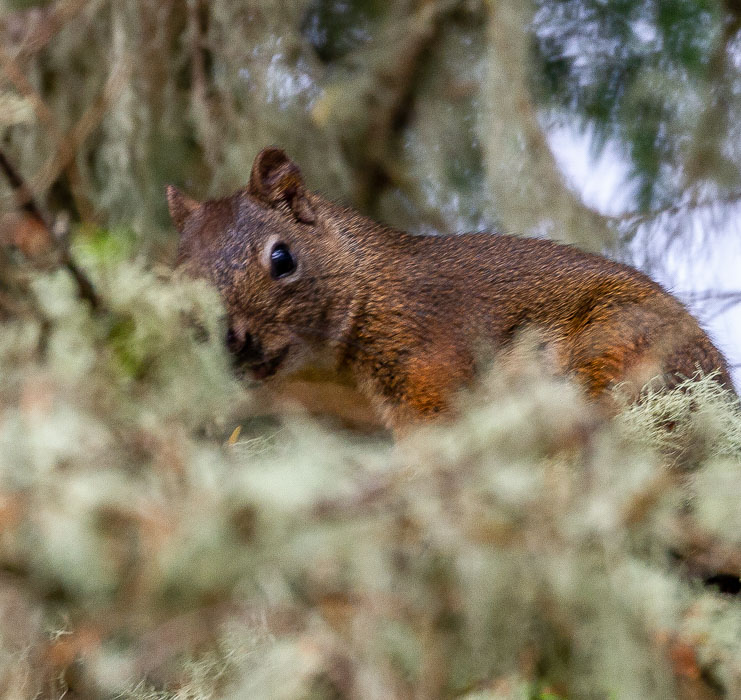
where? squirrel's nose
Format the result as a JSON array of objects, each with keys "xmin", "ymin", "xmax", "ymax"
[
  {"xmin": 226, "ymin": 326, "xmax": 261, "ymax": 363},
  {"xmin": 226, "ymin": 326, "xmax": 243, "ymax": 353}
]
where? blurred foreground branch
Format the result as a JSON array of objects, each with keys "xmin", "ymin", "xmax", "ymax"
[{"xmin": 0, "ymin": 151, "xmax": 99, "ymax": 310}]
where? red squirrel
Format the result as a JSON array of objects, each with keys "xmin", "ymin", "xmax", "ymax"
[{"xmin": 169, "ymin": 147, "xmax": 735, "ymax": 430}]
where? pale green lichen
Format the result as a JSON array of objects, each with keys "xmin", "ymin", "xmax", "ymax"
[{"xmin": 0, "ymin": 256, "xmax": 738, "ymax": 698}]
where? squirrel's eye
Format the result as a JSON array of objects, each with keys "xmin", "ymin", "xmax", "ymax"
[{"xmin": 270, "ymin": 243, "xmax": 296, "ymax": 279}]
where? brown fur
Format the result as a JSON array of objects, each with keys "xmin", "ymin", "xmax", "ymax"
[{"xmin": 168, "ymin": 147, "xmax": 736, "ymax": 431}]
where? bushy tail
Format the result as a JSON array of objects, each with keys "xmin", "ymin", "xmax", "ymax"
[{"xmin": 664, "ymin": 331, "xmax": 737, "ymax": 396}]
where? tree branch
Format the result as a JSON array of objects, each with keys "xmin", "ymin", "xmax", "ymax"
[
  {"xmin": 313, "ymin": 0, "xmax": 463, "ymax": 214},
  {"xmin": 0, "ymin": 41, "xmax": 95, "ymax": 220},
  {"xmin": 683, "ymin": 5, "xmax": 741, "ymax": 187},
  {"xmin": 11, "ymin": 0, "xmax": 91, "ymax": 63},
  {"xmin": 26, "ymin": 58, "xmax": 130, "ymax": 202},
  {"xmin": 481, "ymin": 0, "xmax": 615, "ymax": 251}
]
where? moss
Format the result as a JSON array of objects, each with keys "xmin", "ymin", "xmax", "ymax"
[{"xmin": 0, "ymin": 255, "xmax": 739, "ymax": 697}]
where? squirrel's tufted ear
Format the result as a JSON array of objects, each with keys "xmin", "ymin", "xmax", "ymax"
[
  {"xmin": 248, "ymin": 147, "xmax": 316, "ymax": 224},
  {"xmin": 166, "ymin": 185, "xmax": 200, "ymax": 232}
]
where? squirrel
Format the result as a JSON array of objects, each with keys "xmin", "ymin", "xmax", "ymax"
[{"xmin": 168, "ymin": 147, "xmax": 736, "ymax": 431}]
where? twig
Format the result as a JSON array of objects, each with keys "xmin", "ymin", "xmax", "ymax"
[
  {"xmin": 0, "ymin": 151, "xmax": 45, "ymax": 222},
  {"xmin": 0, "ymin": 44, "xmax": 56, "ymax": 126},
  {"xmin": 0, "ymin": 42, "xmax": 95, "ymax": 219},
  {"xmin": 609, "ymin": 191, "xmax": 741, "ymax": 230},
  {"xmin": 705, "ymin": 299, "xmax": 741, "ymax": 322},
  {"xmin": 351, "ymin": 0, "xmax": 463, "ymax": 213},
  {"xmin": 680, "ymin": 290, "xmax": 741, "ymax": 303},
  {"xmin": 0, "ymin": 151, "xmax": 100, "ymax": 310},
  {"xmin": 28, "ymin": 58, "xmax": 130, "ymax": 200},
  {"xmin": 679, "ymin": 290, "xmax": 741, "ymax": 322},
  {"xmin": 7, "ymin": 0, "xmax": 92, "ymax": 63}
]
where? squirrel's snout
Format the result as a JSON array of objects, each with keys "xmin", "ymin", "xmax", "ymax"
[{"xmin": 226, "ymin": 326, "xmax": 262, "ymax": 364}]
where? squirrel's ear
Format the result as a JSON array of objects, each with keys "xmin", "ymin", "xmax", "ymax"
[
  {"xmin": 166, "ymin": 185, "xmax": 200, "ymax": 232},
  {"xmin": 248, "ymin": 147, "xmax": 316, "ymax": 224}
]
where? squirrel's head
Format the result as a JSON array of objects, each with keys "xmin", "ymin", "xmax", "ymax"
[{"xmin": 168, "ymin": 147, "xmax": 352, "ymax": 380}]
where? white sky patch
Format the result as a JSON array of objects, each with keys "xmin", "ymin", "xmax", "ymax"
[
  {"xmin": 630, "ymin": 18, "xmax": 659, "ymax": 45},
  {"xmin": 548, "ymin": 124, "xmax": 635, "ymax": 216}
]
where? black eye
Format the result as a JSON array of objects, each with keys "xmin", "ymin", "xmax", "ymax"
[{"xmin": 270, "ymin": 243, "xmax": 296, "ymax": 279}]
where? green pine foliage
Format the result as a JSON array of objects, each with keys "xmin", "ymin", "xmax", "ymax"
[{"xmin": 533, "ymin": 0, "xmax": 732, "ymax": 209}]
